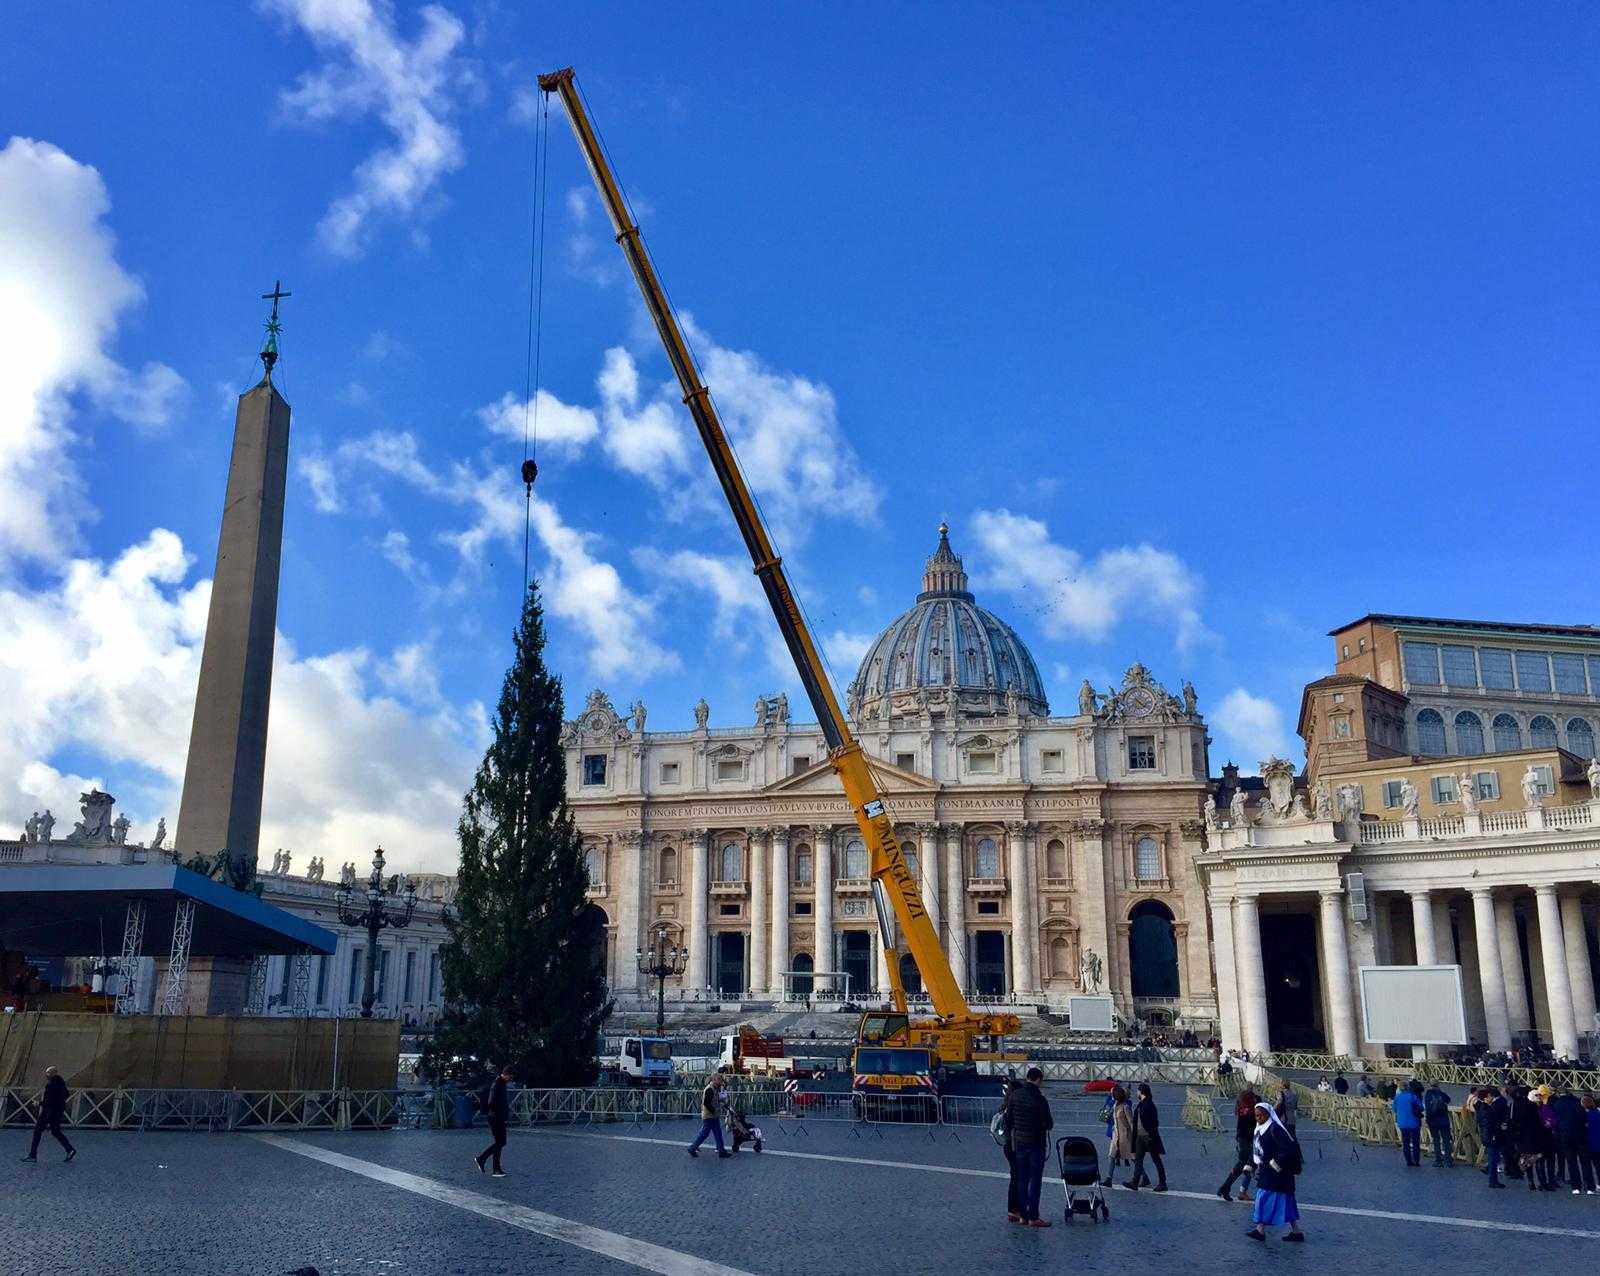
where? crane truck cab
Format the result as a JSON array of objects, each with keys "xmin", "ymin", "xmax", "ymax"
[{"xmin": 605, "ymin": 1036, "xmax": 673, "ymax": 1087}]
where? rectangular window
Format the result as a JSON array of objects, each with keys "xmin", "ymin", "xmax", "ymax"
[
  {"xmin": 977, "ymin": 900, "xmax": 1000, "ymax": 915},
  {"xmin": 968, "ymin": 751, "xmax": 997, "ymax": 774},
  {"xmin": 1475, "ymin": 771, "xmax": 1500, "ymax": 801},
  {"xmin": 658, "ymin": 761, "xmax": 680, "ymax": 784},
  {"xmin": 794, "ymin": 900, "xmax": 812, "ymax": 916},
  {"xmin": 428, "ymin": 952, "xmax": 440, "ymax": 1002},
  {"xmin": 895, "ymin": 752, "xmax": 916, "ymax": 770},
  {"xmin": 348, "ymin": 947, "xmax": 364, "ymax": 1004},
  {"xmin": 1402, "ymin": 641, "xmax": 1441, "ymax": 685},
  {"xmin": 1382, "ymin": 780, "xmax": 1405, "ymax": 809},
  {"xmin": 1332, "ymin": 692, "xmax": 1345, "ymax": 703},
  {"xmin": 1480, "ymin": 648, "xmax": 1515, "ymax": 690},
  {"xmin": 1441, "ymin": 645, "xmax": 1478, "ymax": 688},
  {"xmin": 1531, "ymin": 765, "xmax": 1555, "ymax": 796},
  {"xmin": 1430, "ymin": 775, "xmax": 1459, "ymax": 805},
  {"xmin": 1341, "ymin": 644, "xmax": 1350, "ymax": 658},
  {"xmin": 1041, "ymin": 749, "xmax": 1065, "ymax": 773},
  {"xmin": 1333, "ymin": 717, "xmax": 1351, "ymax": 738},
  {"xmin": 1553, "ymin": 653, "xmax": 1587, "ymax": 694},
  {"xmin": 715, "ymin": 759, "xmax": 743, "ymax": 781},
  {"xmin": 718, "ymin": 903, "xmax": 741, "ymax": 917},
  {"xmin": 582, "ymin": 754, "xmax": 607, "ymax": 786},
  {"xmin": 792, "ymin": 755, "xmax": 812, "ymax": 773},
  {"xmin": 1588, "ymin": 657, "xmax": 1600, "ymax": 696},
  {"xmin": 314, "ymin": 956, "xmax": 329, "ymax": 1007},
  {"xmin": 1514, "ymin": 651, "xmax": 1552, "ymax": 693},
  {"xmin": 1128, "ymin": 736, "xmax": 1156, "ymax": 770},
  {"xmin": 403, "ymin": 951, "xmax": 415, "ymax": 1003}
]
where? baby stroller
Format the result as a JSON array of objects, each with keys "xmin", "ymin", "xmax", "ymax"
[
  {"xmin": 1056, "ymin": 1136, "xmax": 1111, "ymax": 1223},
  {"xmin": 727, "ymin": 1105, "xmax": 763, "ymax": 1153}
]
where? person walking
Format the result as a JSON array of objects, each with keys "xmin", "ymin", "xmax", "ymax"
[
  {"xmin": 996, "ymin": 1075, "xmax": 1022, "ymax": 1223},
  {"xmin": 1276, "ymin": 1083, "xmax": 1299, "ymax": 1137},
  {"xmin": 688, "ymin": 1072, "xmax": 731, "ymax": 1158},
  {"xmin": 1103, "ymin": 1085, "xmax": 1134, "ymax": 1187},
  {"xmin": 1245, "ymin": 1101, "xmax": 1305, "ymax": 1243},
  {"xmin": 1551, "ymin": 1086, "xmax": 1593, "ymax": 1194},
  {"xmin": 1393, "ymin": 1080, "xmax": 1424, "ymax": 1168},
  {"xmin": 1126, "ymin": 1082, "xmax": 1167, "ymax": 1192},
  {"xmin": 1477, "ymin": 1087, "xmax": 1509, "ymax": 1188},
  {"xmin": 1004, "ymin": 1067, "xmax": 1054, "ymax": 1227},
  {"xmin": 473, "ymin": 1064, "xmax": 512, "ymax": 1177},
  {"xmin": 1098, "ymin": 1080, "xmax": 1121, "ymax": 1183},
  {"xmin": 20, "ymin": 1066, "xmax": 74, "ymax": 1164},
  {"xmin": 1422, "ymin": 1082, "xmax": 1453, "ymax": 1167},
  {"xmin": 1333, "ymin": 1072, "xmax": 1349, "ymax": 1096},
  {"xmin": 1218, "ymin": 1087, "xmax": 1260, "ymax": 1201}
]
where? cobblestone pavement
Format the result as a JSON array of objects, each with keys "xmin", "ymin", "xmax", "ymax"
[{"xmin": 10, "ymin": 1086, "xmax": 1600, "ymax": 1275}]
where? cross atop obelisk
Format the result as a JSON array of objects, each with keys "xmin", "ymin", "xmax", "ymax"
[{"xmin": 259, "ymin": 280, "xmax": 291, "ymax": 381}]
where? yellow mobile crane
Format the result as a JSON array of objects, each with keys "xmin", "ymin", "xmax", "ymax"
[{"xmin": 537, "ymin": 69, "xmax": 1021, "ymax": 1071}]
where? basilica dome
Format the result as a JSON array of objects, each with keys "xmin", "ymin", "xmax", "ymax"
[{"xmin": 847, "ymin": 524, "xmax": 1049, "ymax": 724}]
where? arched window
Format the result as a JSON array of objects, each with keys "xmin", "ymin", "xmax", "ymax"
[
  {"xmin": 845, "ymin": 839, "xmax": 868, "ymax": 879},
  {"xmin": 1045, "ymin": 838, "xmax": 1067, "ymax": 881},
  {"xmin": 1415, "ymin": 709, "xmax": 1446, "ymax": 755},
  {"xmin": 657, "ymin": 846, "xmax": 677, "ymax": 885},
  {"xmin": 583, "ymin": 846, "xmax": 602, "ymax": 886},
  {"xmin": 794, "ymin": 846, "xmax": 812, "ymax": 886},
  {"xmin": 900, "ymin": 840, "xmax": 918, "ymax": 879},
  {"xmin": 1492, "ymin": 713, "xmax": 1522, "ymax": 753},
  {"xmin": 1566, "ymin": 717, "xmax": 1595, "ymax": 758},
  {"xmin": 1050, "ymin": 936, "xmax": 1071, "ymax": 979},
  {"xmin": 1529, "ymin": 716, "xmax": 1558, "ymax": 749},
  {"xmin": 1134, "ymin": 836, "xmax": 1162, "ymax": 882},
  {"xmin": 974, "ymin": 837, "xmax": 1000, "ymax": 878},
  {"xmin": 719, "ymin": 842, "xmax": 741, "ymax": 883},
  {"xmin": 1454, "ymin": 711, "xmax": 1485, "ymax": 755},
  {"xmin": 790, "ymin": 952, "xmax": 813, "ymax": 996}
]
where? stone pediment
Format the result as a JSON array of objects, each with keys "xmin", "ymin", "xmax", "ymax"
[{"xmin": 764, "ymin": 755, "xmax": 938, "ymax": 796}]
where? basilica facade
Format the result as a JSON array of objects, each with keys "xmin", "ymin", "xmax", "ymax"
[{"xmin": 564, "ymin": 528, "xmax": 1217, "ymax": 1027}]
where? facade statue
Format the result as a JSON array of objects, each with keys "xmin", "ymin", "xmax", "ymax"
[
  {"xmin": 1182, "ymin": 681, "xmax": 1197, "ymax": 715},
  {"xmin": 775, "ymin": 693, "xmax": 789, "ymax": 724},
  {"xmin": 693, "ymin": 698, "xmax": 709, "ymax": 729},
  {"xmin": 1399, "ymin": 778, "xmax": 1419, "ymax": 817},
  {"xmin": 629, "ymin": 700, "xmax": 647, "ymax": 735},
  {"xmin": 1079, "ymin": 948, "xmax": 1104, "ymax": 993},
  {"xmin": 340, "ymin": 861, "xmax": 357, "ymax": 888},
  {"xmin": 1289, "ymin": 791, "xmax": 1310, "ymax": 821},
  {"xmin": 24, "ymin": 812, "xmax": 38, "ymax": 843},
  {"xmin": 1336, "ymin": 784, "xmax": 1363, "ymax": 822},
  {"xmin": 1228, "ymin": 788, "xmax": 1249, "ymax": 827},
  {"xmin": 111, "ymin": 813, "xmax": 130, "ymax": 845},
  {"xmin": 754, "ymin": 696, "xmax": 768, "ymax": 727},
  {"xmin": 306, "ymin": 855, "xmax": 324, "ymax": 882},
  {"xmin": 1459, "ymin": 773, "xmax": 1478, "ymax": 815},
  {"xmin": 150, "ymin": 817, "xmax": 166, "ymax": 850},
  {"xmin": 1203, "ymin": 794, "xmax": 1219, "ymax": 830},
  {"xmin": 38, "ymin": 810, "xmax": 54, "ymax": 844},
  {"xmin": 1004, "ymin": 685, "xmax": 1020, "ymax": 717},
  {"xmin": 281, "ymin": 850, "xmax": 293, "ymax": 876},
  {"xmin": 1077, "ymin": 679, "xmax": 1097, "ymax": 717},
  {"xmin": 71, "ymin": 791, "xmax": 115, "ymax": 843},
  {"xmin": 1588, "ymin": 756, "xmax": 1600, "ymax": 799},
  {"xmin": 1312, "ymin": 779, "xmax": 1332, "ymax": 820},
  {"xmin": 1520, "ymin": 765, "xmax": 1545, "ymax": 808}
]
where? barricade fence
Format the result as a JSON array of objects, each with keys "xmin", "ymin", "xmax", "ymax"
[{"xmin": 0, "ymin": 1085, "xmax": 400, "ymax": 1132}]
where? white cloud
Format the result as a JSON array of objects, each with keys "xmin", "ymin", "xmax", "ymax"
[
  {"xmin": 0, "ymin": 137, "xmax": 185, "ymax": 569},
  {"xmin": 1212, "ymin": 688, "xmax": 1291, "ymax": 770},
  {"xmin": 476, "ymin": 389, "xmax": 598, "ymax": 455},
  {"xmin": 265, "ymin": 0, "xmax": 467, "ymax": 257},
  {"xmin": 596, "ymin": 345, "xmax": 697, "ymax": 495},
  {"xmin": 298, "ymin": 452, "xmax": 342, "ymax": 513},
  {"xmin": 634, "ymin": 547, "xmax": 790, "ymax": 678},
  {"xmin": 968, "ymin": 509, "xmax": 1207, "ymax": 650},
  {"xmin": 508, "ymin": 83, "xmax": 541, "ymax": 126},
  {"xmin": 823, "ymin": 629, "xmax": 874, "ymax": 672}
]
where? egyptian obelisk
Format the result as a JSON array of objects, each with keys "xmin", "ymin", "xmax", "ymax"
[{"xmin": 175, "ymin": 286, "xmax": 292, "ymax": 879}]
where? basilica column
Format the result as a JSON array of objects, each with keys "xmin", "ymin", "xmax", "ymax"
[
  {"xmin": 814, "ymin": 827, "xmax": 835, "ymax": 979},
  {"xmin": 615, "ymin": 830, "xmax": 645, "ymax": 996},
  {"xmin": 687, "ymin": 828, "xmax": 709, "ymax": 995},
  {"xmin": 1409, "ymin": 890, "xmax": 1437, "ymax": 965},
  {"xmin": 1559, "ymin": 893, "xmax": 1597, "ymax": 1036},
  {"xmin": 1471, "ymin": 888, "xmax": 1513, "ymax": 1051},
  {"xmin": 749, "ymin": 827, "xmax": 770, "ymax": 998},
  {"xmin": 874, "ymin": 932, "xmax": 890, "ymax": 995},
  {"xmin": 1073, "ymin": 818, "xmax": 1112, "ymax": 1008},
  {"xmin": 1209, "ymin": 896, "xmax": 1242, "ymax": 1052},
  {"xmin": 1494, "ymin": 894, "xmax": 1533, "ymax": 1037},
  {"xmin": 1319, "ymin": 890, "xmax": 1358, "ymax": 1059},
  {"xmin": 941, "ymin": 823, "xmax": 965, "ymax": 989},
  {"xmin": 917, "ymin": 823, "xmax": 941, "ymax": 952},
  {"xmin": 1233, "ymin": 894, "xmax": 1271, "ymax": 1054},
  {"xmin": 769, "ymin": 828, "xmax": 790, "ymax": 994},
  {"xmin": 1535, "ymin": 886, "xmax": 1579, "ymax": 1059},
  {"xmin": 1006, "ymin": 822, "xmax": 1036, "ymax": 996}
]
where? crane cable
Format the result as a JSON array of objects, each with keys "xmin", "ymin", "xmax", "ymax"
[{"xmin": 520, "ymin": 90, "xmax": 552, "ymax": 597}]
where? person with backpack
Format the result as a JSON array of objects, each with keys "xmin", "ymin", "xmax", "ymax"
[
  {"xmin": 1245, "ymin": 1100, "xmax": 1304, "ymax": 1243},
  {"xmin": 1217, "ymin": 1087, "xmax": 1260, "ymax": 1201},
  {"xmin": 19, "ymin": 1066, "xmax": 74, "ymax": 1164},
  {"xmin": 473, "ymin": 1064, "xmax": 512, "ymax": 1177},
  {"xmin": 1422, "ymin": 1082, "xmax": 1453, "ymax": 1167},
  {"xmin": 1393, "ymin": 1079, "xmax": 1424, "ymax": 1168}
]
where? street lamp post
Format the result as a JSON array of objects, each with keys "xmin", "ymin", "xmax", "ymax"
[
  {"xmin": 335, "ymin": 847, "xmax": 417, "ymax": 1018},
  {"xmin": 635, "ymin": 923, "xmax": 687, "ymax": 1036}
]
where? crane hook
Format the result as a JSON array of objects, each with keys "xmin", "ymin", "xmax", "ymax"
[{"xmin": 521, "ymin": 458, "xmax": 538, "ymax": 490}]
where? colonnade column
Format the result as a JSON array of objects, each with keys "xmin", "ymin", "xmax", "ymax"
[
  {"xmin": 1494, "ymin": 894, "xmax": 1533, "ymax": 1037},
  {"xmin": 1318, "ymin": 890, "xmax": 1358, "ymax": 1058},
  {"xmin": 917, "ymin": 823, "xmax": 941, "ymax": 953},
  {"xmin": 1409, "ymin": 890, "xmax": 1437, "ymax": 965},
  {"xmin": 1209, "ymin": 897, "xmax": 1242, "ymax": 1052},
  {"xmin": 813, "ymin": 827, "xmax": 835, "ymax": 980},
  {"xmin": 1233, "ymin": 893, "xmax": 1271, "ymax": 1054},
  {"xmin": 941, "ymin": 823, "xmax": 965, "ymax": 991},
  {"xmin": 1559, "ymin": 893, "xmax": 1596, "ymax": 1036},
  {"xmin": 749, "ymin": 827, "xmax": 770, "ymax": 997},
  {"xmin": 769, "ymin": 828, "xmax": 790, "ymax": 995},
  {"xmin": 687, "ymin": 828, "xmax": 709, "ymax": 995},
  {"xmin": 1534, "ymin": 886, "xmax": 1580, "ymax": 1059},
  {"xmin": 1006, "ymin": 821, "xmax": 1036, "ymax": 997},
  {"xmin": 1471, "ymin": 888, "xmax": 1512, "ymax": 1051},
  {"xmin": 874, "ymin": 932, "xmax": 890, "ymax": 995}
]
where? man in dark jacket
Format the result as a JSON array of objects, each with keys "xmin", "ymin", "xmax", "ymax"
[
  {"xmin": 1127, "ymin": 1082, "xmax": 1168, "ymax": 1191},
  {"xmin": 21, "ymin": 1066, "xmax": 74, "ymax": 1163},
  {"xmin": 1476, "ymin": 1087, "xmax": 1508, "ymax": 1188},
  {"xmin": 474, "ymin": 1065, "xmax": 512, "ymax": 1177},
  {"xmin": 1551, "ymin": 1087, "xmax": 1594, "ymax": 1194},
  {"xmin": 1422, "ymin": 1083, "xmax": 1453, "ymax": 1167},
  {"xmin": 1003, "ymin": 1067, "xmax": 1054, "ymax": 1227}
]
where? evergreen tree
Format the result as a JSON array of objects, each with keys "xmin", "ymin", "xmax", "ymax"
[{"xmin": 423, "ymin": 581, "xmax": 611, "ymax": 1087}]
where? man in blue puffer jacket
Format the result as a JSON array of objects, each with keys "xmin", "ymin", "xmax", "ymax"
[{"xmin": 1393, "ymin": 1079, "xmax": 1424, "ymax": 1168}]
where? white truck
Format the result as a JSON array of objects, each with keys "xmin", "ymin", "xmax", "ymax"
[{"xmin": 601, "ymin": 1036, "xmax": 674, "ymax": 1086}]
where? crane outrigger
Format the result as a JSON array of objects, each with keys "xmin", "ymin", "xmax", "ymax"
[{"xmin": 538, "ymin": 68, "xmax": 1020, "ymax": 1069}]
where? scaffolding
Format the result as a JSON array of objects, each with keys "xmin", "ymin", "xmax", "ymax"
[
  {"xmin": 114, "ymin": 900, "xmax": 146, "ymax": 1015},
  {"xmin": 157, "ymin": 899, "xmax": 195, "ymax": 1016}
]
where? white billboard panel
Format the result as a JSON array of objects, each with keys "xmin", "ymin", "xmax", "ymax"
[
  {"xmin": 1067, "ymin": 995, "xmax": 1116, "ymax": 1034},
  {"xmin": 1358, "ymin": 965, "xmax": 1467, "ymax": 1045}
]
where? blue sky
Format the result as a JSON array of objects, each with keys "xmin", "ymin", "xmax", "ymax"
[{"xmin": 3, "ymin": 3, "xmax": 1598, "ymax": 871}]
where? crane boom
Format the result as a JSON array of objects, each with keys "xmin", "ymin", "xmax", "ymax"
[{"xmin": 538, "ymin": 68, "xmax": 1017, "ymax": 1042}]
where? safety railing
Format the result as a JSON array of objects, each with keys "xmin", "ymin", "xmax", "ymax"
[
  {"xmin": 1253, "ymin": 1067, "xmax": 1487, "ymax": 1166},
  {"xmin": 1002, "ymin": 1059, "xmax": 1216, "ymax": 1085},
  {"xmin": 0, "ymin": 1086, "xmax": 406, "ymax": 1132},
  {"xmin": 1181, "ymin": 1087, "xmax": 1220, "ymax": 1132},
  {"xmin": 1258, "ymin": 1051, "xmax": 1411, "ymax": 1076},
  {"xmin": 1413, "ymin": 1058, "xmax": 1600, "ymax": 1093}
]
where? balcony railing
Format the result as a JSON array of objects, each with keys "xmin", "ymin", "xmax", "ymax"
[
  {"xmin": 1355, "ymin": 798, "xmax": 1597, "ymax": 846},
  {"xmin": 966, "ymin": 876, "xmax": 1008, "ymax": 893}
]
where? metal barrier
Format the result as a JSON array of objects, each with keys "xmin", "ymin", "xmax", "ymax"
[
  {"xmin": 1181, "ymin": 1087, "xmax": 1220, "ymax": 1132},
  {"xmin": 1414, "ymin": 1059, "xmax": 1600, "ymax": 1093},
  {"xmin": 0, "ymin": 1086, "xmax": 405, "ymax": 1132},
  {"xmin": 1005, "ymin": 1059, "xmax": 1215, "ymax": 1085}
]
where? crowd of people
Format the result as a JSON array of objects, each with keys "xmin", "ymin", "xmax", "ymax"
[{"xmin": 1463, "ymin": 1081, "xmax": 1600, "ymax": 1192}]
